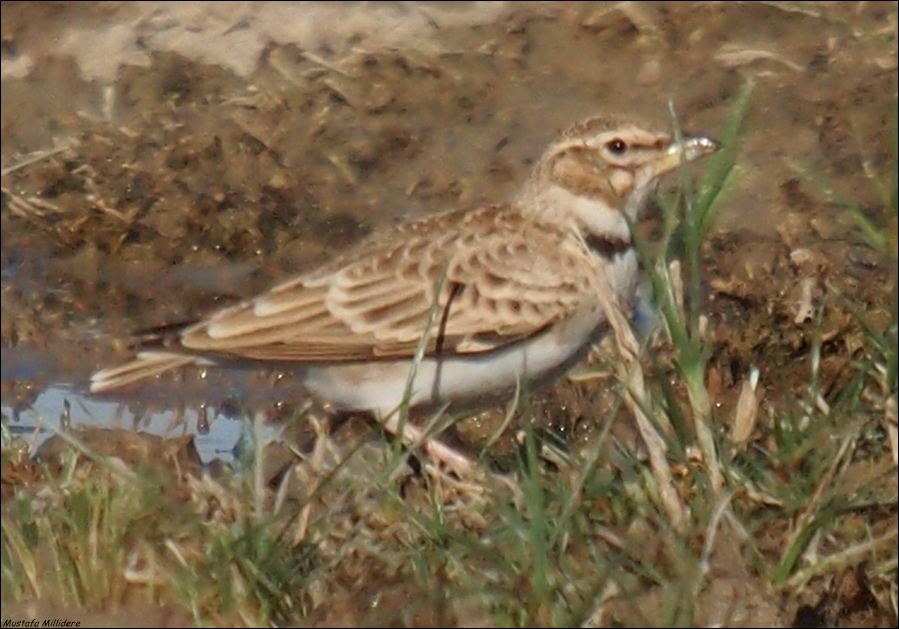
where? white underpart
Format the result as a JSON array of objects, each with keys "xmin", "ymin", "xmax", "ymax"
[{"xmin": 300, "ymin": 312, "xmax": 595, "ymax": 416}]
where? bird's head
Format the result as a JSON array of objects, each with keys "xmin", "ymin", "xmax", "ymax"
[{"xmin": 522, "ymin": 116, "xmax": 719, "ymax": 242}]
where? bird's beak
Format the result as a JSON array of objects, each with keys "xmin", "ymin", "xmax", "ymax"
[{"xmin": 655, "ymin": 136, "xmax": 720, "ymax": 176}]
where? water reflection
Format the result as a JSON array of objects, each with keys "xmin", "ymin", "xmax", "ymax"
[{"xmin": 2, "ymin": 385, "xmax": 246, "ymax": 465}]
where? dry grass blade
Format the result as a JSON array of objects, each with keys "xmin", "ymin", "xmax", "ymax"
[
  {"xmin": 888, "ymin": 392, "xmax": 898, "ymax": 465},
  {"xmin": 778, "ymin": 526, "xmax": 899, "ymax": 591},
  {"xmin": 301, "ymin": 50, "xmax": 350, "ymax": 76},
  {"xmin": 731, "ymin": 366, "xmax": 760, "ymax": 445},
  {"xmin": 714, "ymin": 44, "xmax": 804, "ymax": 72},
  {"xmin": 758, "ymin": 1, "xmax": 822, "ymax": 18},
  {"xmin": 781, "ymin": 433, "xmax": 855, "ymax": 577},
  {"xmin": 1, "ymin": 141, "xmax": 78, "ymax": 177},
  {"xmin": 593, "ymin": 264, "xmax": 686, "ymax": 530},
  {"xmin": 3, "ymin": 189, "xmax": 65, "ymax": 221}
]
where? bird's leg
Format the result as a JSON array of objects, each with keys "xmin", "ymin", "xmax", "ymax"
[{"xmin": 380, "ymin": 409, "xmax": 474, "ymax": 477}]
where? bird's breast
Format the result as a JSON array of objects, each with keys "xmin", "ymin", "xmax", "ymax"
[{"xmin": 597, "ymin": 247, "xmax": 639, "ymax": 306}]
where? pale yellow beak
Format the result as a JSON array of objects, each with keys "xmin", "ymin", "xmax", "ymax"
[{"xmin": 655, "ymin": 136, "xmax": 720, "ymax": 176}]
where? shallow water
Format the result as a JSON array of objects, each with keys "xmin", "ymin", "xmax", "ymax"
[{"xmin": 2, "ymin": 385, "xmax": 245, "ymax": 464}]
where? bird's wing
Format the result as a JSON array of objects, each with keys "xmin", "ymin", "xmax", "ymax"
[{"xmin": 179, "ymin": 204, "xmax": 600, "ymax": 362}]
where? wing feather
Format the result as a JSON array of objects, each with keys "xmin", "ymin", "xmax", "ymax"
[{"xmin": 180, "ymin": 204, "xmax": 599, "ymax": 362}]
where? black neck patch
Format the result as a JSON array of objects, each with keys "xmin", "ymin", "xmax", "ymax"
[{"xmin": 584, "ymin": 233, "xmax": 632, "ymax": 259}]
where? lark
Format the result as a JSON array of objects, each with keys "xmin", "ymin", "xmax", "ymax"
[{"xmin": 90, "ymin": 115, "xmax": 718, "ymax": 472}]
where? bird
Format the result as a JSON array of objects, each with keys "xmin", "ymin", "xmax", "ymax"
[{"xmin": 90, "ymin": 115, "xmax": 718, "ymax": 473}]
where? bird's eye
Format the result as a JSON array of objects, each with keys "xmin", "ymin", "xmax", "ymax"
[{"xmin": 606, "ymin": 138, "xmax": 627, "ymax": 155}]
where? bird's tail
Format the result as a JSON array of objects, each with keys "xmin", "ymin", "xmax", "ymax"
[{"xmin": 90, "ymin": 351, "xmax": 204, "ymax": 393}]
